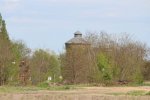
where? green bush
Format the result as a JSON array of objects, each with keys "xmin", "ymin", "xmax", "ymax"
[
  {"xmin": 145, "ymin": 91, "xmax": 150, "ymax": 95},
  {"xmin": 37, "ymin": 82, "xmax": 49, "ymax": 88},
  {"xmin": 97, "ymin": 53, "xmax": 113, "ymax": 84},
  {"xmin": 127, "ymin": 90, "xmax": 145, "ymax": 96},
  {"xmin": 133, "ymin": 72, "xmax": 144, "ymax": 84}
]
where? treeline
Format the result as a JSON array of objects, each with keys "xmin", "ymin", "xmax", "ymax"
[
  {"xmin": 61, "ymin": 32, "xmax": 150, "ymax": 85},
  {"xmin": 0, "ymin": 15, "xmax": 61, "ymax": 85},
  {"xmin": 84, "ymin": 32, "xmax": 150, "ymax": 84},
  {"xmin": 0, "ymin": 14, "xmax": 150, "ymax": 86}
]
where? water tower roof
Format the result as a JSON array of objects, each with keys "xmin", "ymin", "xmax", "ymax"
[{"xmin": 66, "ymin": 31, "xmax": 89, "ymax": 44}]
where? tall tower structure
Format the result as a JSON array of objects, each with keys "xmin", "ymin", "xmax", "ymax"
[{"xmin": 64, "ymin": 31, "xmax": 91, "ymax": 84}]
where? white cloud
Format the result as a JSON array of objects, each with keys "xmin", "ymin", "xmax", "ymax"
[
  {"xmin": 38, "ymin": 0, "xmax": 147, "ymax": 4},
  {"xmin": 37, "ymin": 0, "xmax": 112, "ymax": 4},
  {"xmin": 6, "ymin": 0, "xmax": 21, "ymax": 2},
  {"xmin": 0, "ymin": 0, "xmax": 22, "ymax": 13}
]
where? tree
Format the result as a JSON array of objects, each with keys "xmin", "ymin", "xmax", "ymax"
[
  {"xmin": 12, "ymin": 40, "xmax": 31, "ymax": 59},
  {"xmin": 85, "ymin": 32, "xmax": 149, "ymax": 84},
  {"xmin": 30, "ymin": 49, "xmax": 60, "ymax": 85},
  {"xmin": 0, "ymin": 14, "xmax": 31, "ymax": 85},
  {"xmin": 8, "ymin": 40, "xmax": 31, "ymax": 85},
  {"xmin": 62, "ymin": 45, "xmax": 93, "ymax": 84},
  {"xmin": 97, "ymin": 52, "xmax": 113, "ymax": 83},
  {"xmin": 143, "ymin": 60, "xmax": 150, "ymax": 81},
  {"xmin": 0, "ymin": 14, "xmax": 13, "ymax": 85},
  {"xmin": 0, "ymin": 14, "xmax": 9, "ymax": 41}
]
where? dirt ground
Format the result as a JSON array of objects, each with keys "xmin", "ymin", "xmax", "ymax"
[{"xmin": 0, "ymin": 86, "xmax": 150, "ymax": 100}]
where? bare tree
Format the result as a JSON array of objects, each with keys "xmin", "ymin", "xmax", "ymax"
[{"xmin": 85, "ymin": 32, "xmax": 149, "ymax": 84}]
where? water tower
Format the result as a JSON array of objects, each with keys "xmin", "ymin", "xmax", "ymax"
[{"xmin": 64, "ymin": 31, "xmax": 91, "ymax": 84}]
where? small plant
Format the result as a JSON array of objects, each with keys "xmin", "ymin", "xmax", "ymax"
[
  {"xmin": 97, "ymin": 53, "xmax": 113, "ymax": 85},
  {"xmin": 64, "ymin": 85, "xmax": 70, "ymax": 90},
  {"xmin": 107, "ymin": 92, "xmax": 125, "ymax": 96},
  {"xmin": 142, "ymin": 82, "xmax": 150, "ymax": 86},
  {"xmin": 127, "ymin": 90, "xmax": 146, "ymax": 96},
  {"xmin": 145, "ymin": 91, "xmax": 150, "ymax": 95},
  {"xmin": 46, "ymin": 85, "xmax": 75, "ymax": 91},
  {"xmin": 37, "ymin": 82, "xmax": 49, "ymax": 88}
]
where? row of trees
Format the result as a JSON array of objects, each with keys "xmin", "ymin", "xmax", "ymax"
[
  {"xmin": 0, "ymin": 14, "xmax": 61, "ymax": 85},
  {"xmin": 61, "ymin": 32, "xmax": 150, "ymax": 84},
  {"xmin": 0, "ymin": 14, "xmax": 150, "ymax": 86},
  {"xmin": 84, "ymin": 32, "xmax": 150, "ymax": 84}
]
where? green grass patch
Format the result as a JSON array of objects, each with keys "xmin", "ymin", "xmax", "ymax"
[
  {"xmin": 37, "ymin": 82, "xmax": 77, "ymax": 91},
  {"xmin": 46, "ymin": 85, "xmax": 76, "ymax": 91},
  {"xmin": 0, "ymin": 86, "xmax": 44, "ymax": 93},
  {"xmin": 108, "ymin": 91, "xmax": 150, "ymax": 96},
  {"xmin": 0, "ymin": 82, "xmax": 89, "ymax": 93},
  {"xmin": 0, "ymin": 85, "xmax": 77, "ymax": 93},
  {"xmin": 142, "ymin": 83, "xmax": 150, "ymax": 86},
  {"xmin": 122, "ymin": 81, "xmax": 150, "ymax": 87},
  {"xmin": 145, "ymin": 91, "xmax": 150, "ymax": 95},
  {"xmin": 106, "ymin": 92, "xmax": 125, "ymax": 96},
  {"xmin": 37, "ymin": 82, "xmax": 49, "ymax": 88},
  {"xmin": 126, "ymin": 90, "xmax": 148, "ymax": 96}
]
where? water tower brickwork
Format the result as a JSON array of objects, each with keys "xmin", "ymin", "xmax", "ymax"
[{"xmin": 65, "ymin": 31, "xmax": 92, "ymax": 84}]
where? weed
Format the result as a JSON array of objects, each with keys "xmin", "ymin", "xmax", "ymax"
[
  {"xmin": 145, "ymin": 91, "xmax": 150, "ymax": 95},
  {"xmin": 107, "ymin": 92, "xmax": 125, "ymax": 96},
  {"xmin": 127, "ymin": 90, "xmax": 146, "ymax": 96}
]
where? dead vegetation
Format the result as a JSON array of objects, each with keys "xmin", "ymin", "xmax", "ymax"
[{"xmin": 0, "ymin": 86, "xmax": 149, "ymax": 100}]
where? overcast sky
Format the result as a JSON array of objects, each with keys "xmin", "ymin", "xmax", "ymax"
[{"xmin": 0, "ymin": 0, "xmax": 150, "ymax": 53}]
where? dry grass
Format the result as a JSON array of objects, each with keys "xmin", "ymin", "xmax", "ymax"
[
  {"xmin": 0, "ymin": 83, "xmax": 150, "ymax": 100},
  {"xmin": 0, "ymin": 93, "xmax": 150, "ymax": 100}
]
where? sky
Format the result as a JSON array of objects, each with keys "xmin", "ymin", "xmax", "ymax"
[{"xmin": 0, "ymin": 0, "xmax": 150, "ymax": 53}]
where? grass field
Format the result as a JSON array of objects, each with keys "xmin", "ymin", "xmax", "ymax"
[{"xmin": 0, "ymin": 82, "xmax": 149, "ymax": 100}]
